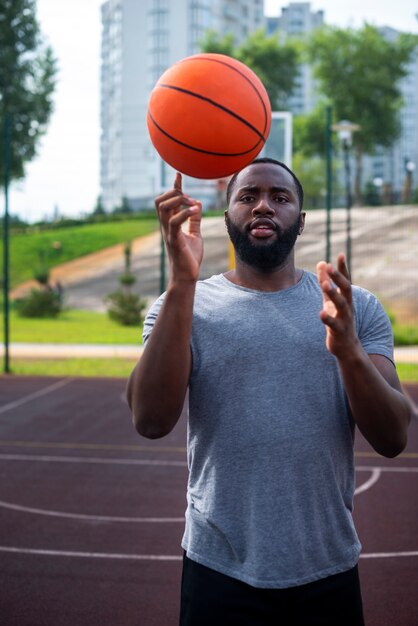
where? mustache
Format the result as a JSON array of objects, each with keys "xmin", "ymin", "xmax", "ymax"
[{"xmin": 247, "ymin": 217, "xmax": 278, "ymax": 232}]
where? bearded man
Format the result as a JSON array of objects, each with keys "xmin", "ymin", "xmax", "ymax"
[{"xmin": 127, "ymin": 158, "xmax": 411, "ymax": 626}]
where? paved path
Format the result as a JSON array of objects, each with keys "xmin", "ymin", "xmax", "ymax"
[
  {"xmin": 5, "ymin": 206, "xmax": 418, "ymax": 363},
  {"xmin": 1, "ymin": 343, "xmax": 417, "ymax": 363},
  {"xmin": 10, "ymin": 206, "xmax": 418, "ymax": 324}
]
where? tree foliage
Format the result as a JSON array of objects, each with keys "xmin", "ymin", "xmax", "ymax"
[
  {"xmin": 0, "ymin": 0, "xmax": 57, "ymax": 185},
  {"xmin": 307, "ymin": 24, "xmax": 418, "ymax": 202},
  {"xmin": 292, "ymin": 152, "xmax": 326, "ymax": 209},
  {"xmin": 293, "ymin": 103, "xmax": 329, "ymax": 158},
  {"xmin": 200, "ymin": 29, "xmax": 300, "ymax": 110},
  {"xmin": 105, "ymin": 240, "xmax": 146, "ymax": 326}
]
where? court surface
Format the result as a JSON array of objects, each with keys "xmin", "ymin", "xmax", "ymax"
[{"xmin": 0, "ymin": 376, "xmax": 417, "ymax": 626}]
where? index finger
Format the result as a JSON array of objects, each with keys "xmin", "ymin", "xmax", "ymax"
[
  {"xmin": 337, "ymin": 253, "xmax": 351, "ymax": 282},
  {"xmin": 173, "ymin": 172, "xmax": 182, "ymax": 192},
  {"xmin": 155, "ymin": 172, "xmax": 189, "ymax": 212}
]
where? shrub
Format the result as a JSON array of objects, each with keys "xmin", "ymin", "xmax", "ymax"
[
  {"xmin": 105, "ymin": 291, "xmax": 146, "ymax": 326},
  {"xmin": 14, "ymin": 288, "xmax": 63, "ymax": 318},
  {"xmin": 119, "ymin": 272, "xmax": 136, "ymax": 287},
  {"xmin": 105, "ymin": 240, "xmax": 146, "ymax": 326}
]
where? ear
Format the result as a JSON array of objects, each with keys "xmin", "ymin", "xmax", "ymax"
[{"xmin": 298, "ymin": 212, "xmax": 306, "ymax": 235}]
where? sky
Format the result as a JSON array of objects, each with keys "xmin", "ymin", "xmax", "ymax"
[{"xmin": 7, "ymin": 0, "xmax": 418, "ymax": 223}]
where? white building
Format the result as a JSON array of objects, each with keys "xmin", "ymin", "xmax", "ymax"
[
  {"xmin": 362, "ymin": 27, "xmax": 418, "ymax": 201},
  {"xmin": 267, "ymin": 2, "xmax": 323, "ymax": 114},
  {"xmin": 100, "ymin": 0, "xmax": 264, "ymax": 211}
]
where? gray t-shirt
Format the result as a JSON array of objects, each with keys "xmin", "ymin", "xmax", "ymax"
[{"xmin": 143, "ymin": 271, "xmax": 394, "ymax": 588}]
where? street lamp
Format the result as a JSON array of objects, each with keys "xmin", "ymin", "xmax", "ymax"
[
  {"xmin": 160, "ymin": 158, "xmax": 167, "ymax": 294},
  {"xmin": 331, "ymin": 120, "xmax": 360, "ymax": 278},
  {"xmin": 2, "ymin": 113, "xmax": 11, "ymax": 373},
  {"xmin": 373, "ymin": 177, "xmax": 383, "ymax": 206},
  {"xmin": 403, "ymin": 158, "xmax": 416, "ymax": 203}
]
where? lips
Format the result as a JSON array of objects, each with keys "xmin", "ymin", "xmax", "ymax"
[{"xmin": 249, "ymin": 218, "xmax": 277, "ymax": 238}]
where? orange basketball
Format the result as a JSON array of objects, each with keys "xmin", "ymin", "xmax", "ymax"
[{"xmin": 147, "ymin": 53, "xmax": 272, "ymax": 179}]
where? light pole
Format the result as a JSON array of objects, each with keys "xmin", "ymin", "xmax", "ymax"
[
  {"xmin": 2, "ymin": 113, "xmax": 11, "ymax": 373},
  {"xmin": 160, "ymin": 158, "xmax": 166, "ymax": 294},
  {"xmin": 373, "ymin": 177, "xmax": 383, "ymax": 206},
  {"xmin": 325, "ymin": 105, "xmax": 333, "ymax": 263},
  {"xmin": 331, "ymin": 120, "xmax": 360, "ymax": 278},
  {"xmin": 403, "ymin": 158, "xmax": 416, "ymax": 204}
]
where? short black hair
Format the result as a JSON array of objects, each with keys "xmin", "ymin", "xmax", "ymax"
[{"xmin": 226, "ymin": 157, "xmax": 304, "ymax": 210}]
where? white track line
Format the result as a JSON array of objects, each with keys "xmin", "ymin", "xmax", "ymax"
[
  {"xmin": 3, "ymin": 455, "xmax": 418, "ymax": 473},
  {"xmin": 356, "ymin": 466, "xmax": 418, "ymax": 473},
  {"xmin": 354, "ymin": 468, "xmax": 381, "ymax": 495},
  {"xmin": 360, "ymin": 551, "xmax": 418, "ymax": 559},
  {"xmin": 0, "ymin": 379, "xmax": 74, "ymax": 415},
  {"xmin": 0, "ymin": 545, "xmax": 416, "ymax": 562},
  {"xmin": 0, "ymin": 499, "xmax": 183, "ymax": 523},
  {"xmin": 354, "ymin": 465, "xmax": 418, "ymax": 495},
  {"xmin": 0, "ymin": 453, "xmax": 187, "ymax": 467},
  {"xmin": 0, "ymin": 546, "xmax": 182, "ymax": 561},
  {"xmin": 0, "ymin": 440, "xmax": 187, "ymax": 453}
]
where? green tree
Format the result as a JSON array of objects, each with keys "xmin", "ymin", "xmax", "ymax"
[
  {"xmin": 113, "ymin": 195, "xmax": 132, "ymax": 214},
  {"xmin": 293, "ymin": 103, "xmax": 329, "ymax": 158},
  {"xmin": 292, "ymin": 152, "xmax": 326, "ymax": 209},
  {"xmin": 199, "ymin": 30, "xmax": 235, "ymax": 57},
  {"xmin": 93, "ymin": 195, "xmax": 106, "ymax": 216},
  {"xmin": 105, "ymin": 241, "xmax": 146, "ymax": 326},
  {"xmin": 308, "ymin": 25, "xmax": 418, "ymax": 204},
  {"xmin": 0, "ymin": 0, "xmax": 57, "ymax": 185},
  {"xmin": 200, "ymin": 29, "xmax": 300, "ymax": 109}
]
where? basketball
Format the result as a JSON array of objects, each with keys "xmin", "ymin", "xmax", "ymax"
[{"xmin": 147, "ymin": 53, "xmax": 272, "ymax": 179}]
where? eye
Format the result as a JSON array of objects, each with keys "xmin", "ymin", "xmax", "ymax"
[
  {"xmin": 273, "ymin": 194, "xmax": 288, "ymax": 203},
  {"xmin": 240, "ymin": 194, "xmax": 255, "ymax": 203}
]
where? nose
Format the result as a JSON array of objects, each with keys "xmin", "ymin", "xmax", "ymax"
[{"xmin": 252, "ymin": 196, "xmax": 274, "ymax": 216}]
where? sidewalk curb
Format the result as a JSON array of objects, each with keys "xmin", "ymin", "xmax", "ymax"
[
  {"xmin": 0, "ymin": 344, "xmax": 144, "ymax": 359},
  {"xmin": 0, "ymin": 344, "xmax": 417, "ymax": 362}
]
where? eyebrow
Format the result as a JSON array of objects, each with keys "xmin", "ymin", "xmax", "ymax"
[{"xmin": 237, "ymin": 185, "xmax": 293, "ymax": 195}]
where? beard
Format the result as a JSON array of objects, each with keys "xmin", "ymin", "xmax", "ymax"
[{"xmin": 225, "ymin": 214, "xmax": 301, "ymax": 271}]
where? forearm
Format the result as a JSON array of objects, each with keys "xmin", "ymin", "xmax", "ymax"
[
  {"xmin": 338, "ymin": 345, "xmax": 411, "ymax": 457},
  {"xmin": 127, "ymin": 280, "xmax": 196, "ymax": 439}
]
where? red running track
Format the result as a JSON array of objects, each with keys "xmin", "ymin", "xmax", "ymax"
[{"xmin": 0, "ymin": 376, "xmax": 416, "ymax": 626}]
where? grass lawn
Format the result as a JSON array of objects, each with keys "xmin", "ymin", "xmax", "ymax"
[
  {"xmin": 1, "ymin": 309, "xmax": 142, "ymax": 344},
  {"xmin": 395, "ymin": 363, "xmax": 418, "ymax": 383},
  {"xmin": 3, "ymin": 307, "xmax": 417, "ymax": 348},
  {"xmin": 5, "ymin": 359, "xmax": 418, "ymax": 382},
  {"xmin": 8, "ymin": 358, "xmax": 137, "ymax": 378},
  {"xmin": 0, "ymin": 218, "xmax": 158, "ymax": 288},
  {"xmin": 1, "ymin": 306, "xmax": 418, "ymax": 382},
  {"xmin": 392, "ymin": 323, "xmax": 418, "ymax": 346}
]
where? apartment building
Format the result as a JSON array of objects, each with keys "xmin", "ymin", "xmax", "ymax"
[
  {"xmin": 267, "ymin": 2, "xmax": 323, "ymax": 114},
  {"xmin": 363, "ymin": 27, "xmax": 418, "ymax": 200},
  {"xmin": 100, "ymin": 0, "xmax": 264, "ymax": 211}
]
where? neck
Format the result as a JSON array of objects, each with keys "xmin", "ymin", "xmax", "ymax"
[{"xmin": 224, "ymin": 252, "xmax": 302, "ymax": 292}]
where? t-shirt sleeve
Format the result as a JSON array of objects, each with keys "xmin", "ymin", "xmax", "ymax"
[
  {"xmin": 142, "ymin": 293, "xmax": 166, "ymax": 344},
  {"xmin": 353, "ymin": 287, "xmax": 394, "ymax": 364}
]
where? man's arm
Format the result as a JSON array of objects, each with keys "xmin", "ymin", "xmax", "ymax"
[
  {"xmin": 126, "ymin": 173, "xmax": 203, "ymax": 439},
  {"xmin": 317, "ymin": 255, "xmax": 411, "ymax": 458}
]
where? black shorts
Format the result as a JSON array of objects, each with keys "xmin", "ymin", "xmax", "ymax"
[{"xmin": 179, "ymin": 554, "xmax": 365, "ymax": 626}]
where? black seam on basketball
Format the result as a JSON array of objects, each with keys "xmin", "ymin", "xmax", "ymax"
[
  {"xmin": 178, "ymin": 55, "xmax": 269, "ymax": 135},
  {"xmin": 148, "ymin": 111, "xmax": 264, "ymax": 157},
  {"xmin": 158, "ymin": 83, "xmax": 266, "ymax": 143}
]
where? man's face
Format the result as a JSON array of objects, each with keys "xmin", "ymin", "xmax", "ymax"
[{"xmin": 225, "ymin": 163, "xmax": 305, "ymax": 271}]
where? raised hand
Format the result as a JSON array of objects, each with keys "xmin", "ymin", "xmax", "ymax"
[
  {"xmin": 316, "ymin": 253, "xmax": 360, "ymax": 359},
  {"xmin": 155, "ymin": 172, "xmax": 203, "ymax": 284}
]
